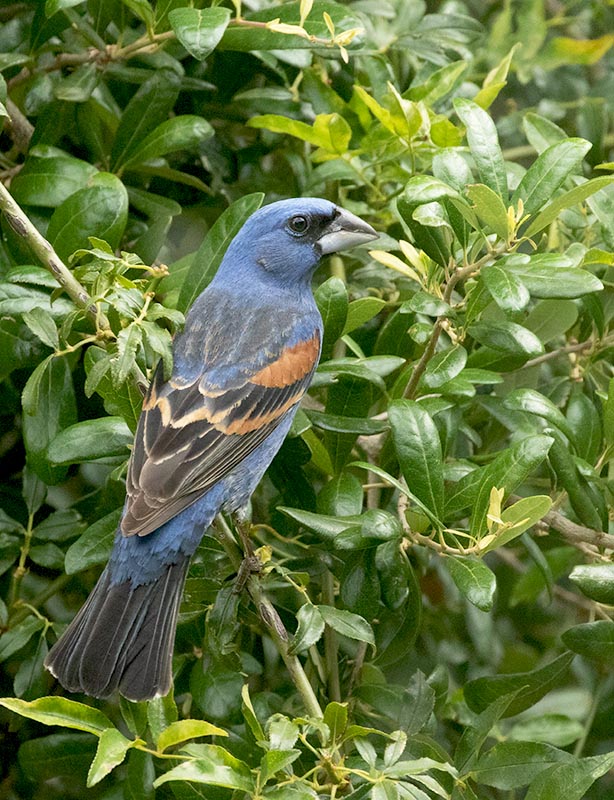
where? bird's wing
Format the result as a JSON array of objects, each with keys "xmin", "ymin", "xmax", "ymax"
[{"xmin": 121, "ymin": 329, "xmax": 321, "ymax": 537}]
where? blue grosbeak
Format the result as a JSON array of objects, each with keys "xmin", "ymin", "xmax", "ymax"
[{"xmin": 45, "ymin": 198, "xmax": 377, "ymax": 701}]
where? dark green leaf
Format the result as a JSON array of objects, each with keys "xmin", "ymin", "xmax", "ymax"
[
  {"xmin": 422, "ymin": 345, "xmax": 467, "ymax": 389},
  {"xmin": 446, "ymin": 556, "xmax": 496, "ymax": 611},
  {"xmin": 111, "ymin": 69, "xmax": 182, "ymax": 172},
  {"xmin": 389, "ymin": 400, "xmax": 444, "ymax": 519},
  {"xmin": 318, "ymin": 605, "xmax": 374, "ymax": 645},
  {"xmin": 569, "ymin": 564, "xmax": 614, "ymax": 604},
  {"xmin": 464, "ymin": 652, "xmax": 574, "ymax": 717},
  {"xmin": 524, "ymin": 753, "xmax": 614, "ymax": 800},
  {"xmin": 48, "ymin": 417, "xmax": 132, "ymax": 465},
  {"xmin": 469, "ymin": 320, "xmax": 543, "ymax": 357},
  {"xmin": 122, "ymin": 115, "xmax": 213, "ymax": 170},
  {"xmin": 289, "ymin": 604, "xmax": 325, "ymax": 654},
  {"xmin": 0, "ymin": 617, "xmax": 45, "ymax": 662},
  {"xmin": 64, "ymin": 508, "xmax": 121, "ymax": 574},
  {"xmin": 315, "ymin": 276, "xmax": 348, "ymax": 361},
  {"xmin": 10, "ymin": 152, "xmax": 97, "ymax": 207},
  {"xmin": 47, "ymin": 173, "xmax": 129, "ymax": 261},
  {"xmin": 562, "ymin": 621, "xmax": 614, "ymax": 662},
  {"xmin": 473, "ymin": 741, "xmax": 573, "ymax": 789}
]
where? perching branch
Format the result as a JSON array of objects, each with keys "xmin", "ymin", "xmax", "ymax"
[{"xmin": 0, "ymin": 181, "xmax": 111, "ymax": 332}]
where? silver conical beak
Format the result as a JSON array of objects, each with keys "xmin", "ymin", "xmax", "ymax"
[{"xmin": 317, "ymin": 207, "xmax": 378, "ymax": 255}]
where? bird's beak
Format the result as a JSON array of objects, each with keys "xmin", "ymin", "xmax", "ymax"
[{"xmin": 317, "ymin": 207, "xmax": 379, "ymax": 255}]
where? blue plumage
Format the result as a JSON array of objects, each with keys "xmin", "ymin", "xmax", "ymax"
[{"xmin": 45, "ymin": 198, "xmax": 377, "ymax": 700}]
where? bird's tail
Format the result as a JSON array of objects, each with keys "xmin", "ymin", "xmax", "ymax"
[{"xmin": 45, "ymin": 557, "xmax": 190, "ymax": 701}]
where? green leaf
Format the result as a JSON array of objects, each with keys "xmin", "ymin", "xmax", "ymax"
[
  {"xmin": 473, "ymin": 741, "xmax": 573, "ymax": 790},
  {"xmin": 10, "ymin": 153, "xmax": 97, "ymax": 207},
  {"xmin": 446, "ymin": 556, "xmax": 496, "ymax": 611},
  {"xmin": 120, "ymin": 0, "xmax": 154, "ymax": 28},
  {"xmin": 289, "ymin": 604, "xmax": 325, "ymax": 654},
  {"xmin": 422, "ymin": 345, "xmax": 467, "ymax": 389},
  {"xmin": 64, "ymin": 507, "xmax": 121, "ymax": 574},
  {"xmin": 525, "ymin": 175, "xmax": 614, "ymax": 237},
  {"xmin": 389, "ymin": 400, "xmax": 444, "ymax": 519},
  {"xmin": 569, "ymin": 564, "xmax": 614, "ymax": 604},
  {"xmin": 45, "ymin": 0, "xmax": 85, "ymax": 15},
  {"xmin": 317, "ymin": 471, "xmax": 364, "ymax": 517},
  {"xmin": 0, "ymin": 617, "xmax": 45, "ymax": 662},
  {"xmin": 323, "ymin": 701, "xmax": 348, "ymax": 744},
  {"xmin": 157, "ymin": 720, "xmax": 228, "ymax": 753},
  {"xmin": 403, "ymin": 175, "xmax": 462, "ymax": 205},
  {"xmin": 523, "ymin": 112, "xmax": 567, "ymax": 154},
  {"xmin": 342, "ymin": 297, "xmax": 386, "ymax": 335},
  {"xmin": 318, "ymin": 605, "xmax": 374, "ymax": 645},
  {"xmin": 562, "ymin": 621, "xmax": 614, "ymax": 662},
  {"xmin": 455, "ymin": 692, "xmax": 520, "ymax": 774},
  {"xmin": 22, "ymin": 306, "xmax": 59, "ymax": 349},
  {"xmin": 464, "ymin": 652, "xmax": 575, "ymax": 717},
  {"xmin": 504, "ymin": 389, "xmax": 577, "ymax": 444},
  {"xmin": 503, "ymin": 258, "xmax": 603, "ymax": 298},
  {"xmin": 122, "ymin": 115, "xmax": 213, "ymax": 170},
  {"xmin": 48, "ymin": 417, "xmax": 132, "ymax": 465},
  {"xmin": 0, "ymin": 697, "xmax": 113, "ymax": 736},
  {"xmin": 111, "ymin": 69, "xmax": 182, "ymax": 172},
  {"xmin": 524, "ymin": 753, "xmax": 614, "ymax": 800},
  {"xmin": 250, "ymin": 113, "xmax": 351, "ymax": 153},
  {"xmin": 482, "ymin": 495, "xmax": 553, "ymax": 551},
  {"xmin": 113, "ymin": 325, "xmax": 143, "ymax": 385},
  {"xmin": 168, "ymin": 7, "xmax": 232, "ymax": 61},
  {"xmin": 512, "ymin": 138, "xmax": 592, "ymax": 218},
  {"xmin": 525, "ymin": 299, "xmax": 579, "ymax": 343},
  {"xmin": 87, "ymin": 728, "xmax": 135, "ymax": 787},
  {"xmin": 22, "ymin": 355, "xmax": 77, "ymax": 484},
  {"xmin": 315, "ymin": 276, "xmax": 348, "ymax": 361},
  {"xmin": 404, "ymin": 292, "xmax": 453, "ymax": 317},
  {"xmin": 375, "ymin": 540, "xmax": 412, "ymax": 611},
  {"xmin": 153, "ymin": 744, "xmax": 255, "ymax": 792},
  {"xmin": 306, "ymin": 410, "xmax": 388, "ymax": 435},
  {"xmin": 469, "ymin": 320, "xmax": 543, "ymax": 357},
  {"xmin": 219, "ymin": 1, "xmax": 364, "ymax": 51},
  {"xmin": 54, "ymin": 62, "xmax": 98, "ymax": 102},
  {"xmin": 469, "ymin": 435, "xmax": 554, "ymax": 536},
  {"xmin": 177, "ymin": 193, "xmax": 264, "ymax": 313},
  {"xmin": 454, "ymin": 98, "xmax": 508, "ymax": 199},
  {"xmin": 508, "ymin": 715, "xmax": 584, "ymax": 748},
  {"xmin": 466, "ymin": 183, "xmax": 509, "ymax": 239},
  {"xmin": 47, "ymin": 172, "xmax": 129, "ymax": 261},
  {"xmin": 482, "ymin": 265, "xmax": 530, "ymax": 312},
  {"xmin": 260, "ymin": 750, "xmax": 302, "ymax": 785}
]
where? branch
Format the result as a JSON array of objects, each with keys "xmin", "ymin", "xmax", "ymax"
[{"xmin": 0, "ymin": 181, "xmax": 111, "ymax": 332}]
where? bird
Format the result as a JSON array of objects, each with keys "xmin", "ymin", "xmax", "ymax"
[{"xmin": 44, "ymin": 197, "xmax": 378, "ymax": 701}]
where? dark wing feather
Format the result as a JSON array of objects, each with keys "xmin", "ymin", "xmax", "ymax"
[{"xmin": 122, "ymin": 331, "xmax": 321, "ymax": 537}]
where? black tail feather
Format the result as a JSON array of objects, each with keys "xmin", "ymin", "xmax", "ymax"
[{"xmin": 45, "ymin": 558, "xmax": 190, "ymax": 701}]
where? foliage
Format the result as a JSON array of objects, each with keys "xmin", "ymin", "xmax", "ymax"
[{"xmin": 1, "ymin": 0, "xmax": 614, "ymax": 798}]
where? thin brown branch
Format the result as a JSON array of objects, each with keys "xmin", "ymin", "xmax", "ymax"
[{"xmin": 4, "ymin": 98, "xmax": 34, "ymax": 153}]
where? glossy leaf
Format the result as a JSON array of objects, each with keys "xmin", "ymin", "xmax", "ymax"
[
  {"xmin": 122, "ymin": 116, "xmax": 213, "ymax": 170},
  {"xmin": 482, "ymin": 265, "xmax": 530, "ymax": 312},
  {"xmin": 0, "ymin": 696, "xmax": 113, "ymax": 736},
  {"xmin": 168, "ymin": 7, "xmax": 232, "ymax": 61},
  {"xmin": 48, "ymin": 417, "xmax": 132, "ymax": 464},
  {"xmin": 318, "ymin": 605, "xmax": 374, "ymax": 645},
  {"xmin": 153, "ymin": 744, "xmax": 255, "ymax": 791},
  {"xmin": 10, "ymin": 152, "xmax": 97, "ymax": 207},
  {"xmin": 157, "ymin": 719, "xmax": 227, "ymax": 752},
  {"xmin": 389, "ymin": 400, "xmax": 444, "ymax": 519},
  {"xmin": 289, "ymin": 604, "xmax": 325, "ymax": 654},
  {"xmin": 422, "ymin": 345, "xmax": 467, "ymax": 389},
  {"xmin": 524, "ymin": 753, "xmax": 614, "ymax": 800},
  {"xmin": 64, "ymin": 507, "xmax": 121, "ymax": 574},
  {"xmin": 512, "ymin": 138, "xmax": 592, "ymax": 218},
  {"xmin": 47, "ymin": 173, "xmax": 129, "ymax": 261},
  {"xmin": 562, "ymin": 621, "xmax": 614, "ymax": 662},
  {"xmin": 466, "ymin": 183, "xmax": 509, "ymax": 239},
  {"xmin": 469, "ymin": 320, "xmax": 543, "ymax": 358},
  {"xmin": 569, "ymin": 563, "xmax": 614, "ymax": 604},
  {"xmin": 87, "ymin": 728, "xmax": 135, "ymax": 787},
  {"xmin": 446, "ymin": 556, "xmax": 496, "ymax": 611},
  {"xmin": 454, "ymin": 98, "xmax": 507, "ymax": 199}
]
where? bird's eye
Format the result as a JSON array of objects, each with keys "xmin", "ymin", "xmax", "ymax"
[{"xmin": 288, "ymin": 215, "xmax": 310, "ymax": 235}]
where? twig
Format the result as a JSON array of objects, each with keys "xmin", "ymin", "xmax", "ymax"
[
  {"xmin": 322, "ymin": 570, "xmax": 341, "ymax": 703},
  {"xmin": 215, "ymin": 515, "xmax": 324, "ymax": 719},
  {"xmin": 5, "ymin": 98, "xmax": 34, "ymax": 153},
  {"xmin": 0, "ymin": 182, "xmax": 110, "ymax": 331},
  {"xmin": 522, "ymin": 339, "xmax": 594, "ymax": 369}
]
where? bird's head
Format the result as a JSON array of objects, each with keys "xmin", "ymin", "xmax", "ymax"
[{"xmin": 216, "ymin": 198, "xmax": 378, "ymax": 291}]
